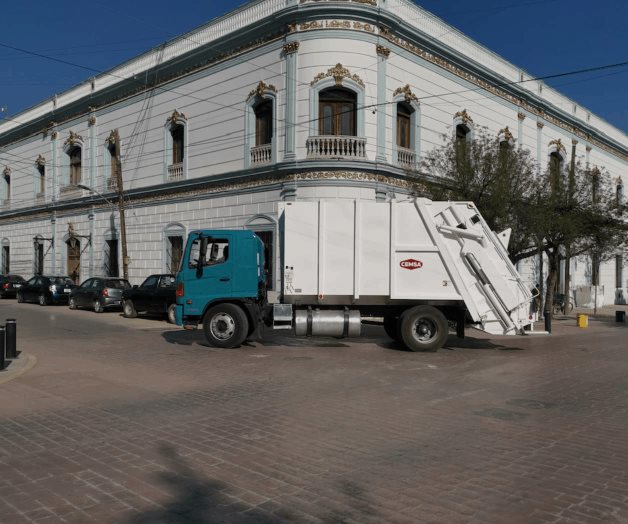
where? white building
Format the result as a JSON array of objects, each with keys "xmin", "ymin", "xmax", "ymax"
[{"xmin": 0, "ymin": 0, "xmax": 626, "ymax": 303}]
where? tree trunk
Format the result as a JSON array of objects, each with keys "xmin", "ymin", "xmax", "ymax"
[{"xmin": 545, "ymin": 249, "xmax": 560, "ymax": 318}]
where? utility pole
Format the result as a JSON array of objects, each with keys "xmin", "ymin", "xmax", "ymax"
[{"xmin": 113, "ymin": 129, "xmax": 129, "ymax": 280}]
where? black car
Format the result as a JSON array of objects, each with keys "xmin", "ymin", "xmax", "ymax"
[
  {"xmin": 122, "ymin": 274, "xmax": 177, "ymax": 323},
  {"xmin": 17, "ymin": 275, "xmax": 76, "ymax": 305},
  {"xmin": 69, "ymin": 277, "xmax": 131, "ymax": 313},
  {"xmin": 0, "ymin": 274, "xmax": 26, "ymax": 298}
]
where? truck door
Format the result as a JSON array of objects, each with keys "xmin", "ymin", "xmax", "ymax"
[{"xmin": 184, "ymin": 235, "xmax": 233, "ymax": 316}]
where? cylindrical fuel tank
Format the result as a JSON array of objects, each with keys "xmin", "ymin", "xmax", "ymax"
[{"xmin": 294, "ymin": 309, "xmax": 361, "ymax": 338}]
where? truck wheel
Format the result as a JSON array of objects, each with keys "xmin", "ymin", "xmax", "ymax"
[
  {"xmin": 400, "ymin": 306, "xmax": 448, "ymax": 352},
  {"xmin": 203, "ymin": 304, "xmax": 249, "ymax": 348},
  {"xmin": 167, "ymin": 304, "xmax": 177, "ymax": 324},
  {"xmin": 123, "ymin": 300, "xmax": 137, "ymax": 318},
  {"xmin": 383, "ymin": 315, "xmax": 400, "ymax": 341}
]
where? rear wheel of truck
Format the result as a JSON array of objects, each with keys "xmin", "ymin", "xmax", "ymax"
[
  {"xmin": 383, "ymin": 315, "xmax": 401, "ymax": 341},
  {"xmin": 203, "ymin": 303, "xmax": 249, "ymax": 348},
  {"xmin": 400, "ymin": 306, "xmax": 448, "ymax": 352}
]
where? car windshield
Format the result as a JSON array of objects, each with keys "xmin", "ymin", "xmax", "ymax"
[
  {"xmin": 105, "ymin": 279, "xmax": 131, "ymax": 289},
  {"xmin": 50, "ymin": 277, "xmax": 74, "ymax": 286}
]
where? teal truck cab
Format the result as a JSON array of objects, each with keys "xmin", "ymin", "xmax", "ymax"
[{"xmin": 175, "ymin": 229, "xmax": 266, "ymax": 347}]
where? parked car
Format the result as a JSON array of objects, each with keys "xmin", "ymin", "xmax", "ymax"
[
  {"xmin": 69, "ymin": 277, "xmax": 131, "ymax": 313},
  {"xmin": 122, "ymin": 274, "xmax": 177, "ymax": 323},
  {"xmin": 0, "ymin": 274, "xmax": 26, "ymax": 298},
  {"xmin": 16, "ymin": 275, "xmax": 76, "ymax": 305}
]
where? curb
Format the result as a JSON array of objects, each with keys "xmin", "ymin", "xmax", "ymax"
[{"xmin": 0, "ymin": 353, "xmax": 37, "ymax": 385}]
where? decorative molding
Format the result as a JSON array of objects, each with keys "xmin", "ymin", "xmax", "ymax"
[
  {"xmin": 2, "ymin": 166, "xmax": 10, "ymax": 178},
  {"xmin": 571, "ymin": 138, "xmax": 578, "ymax": 146},
  {"xmin": 517, "ymin": 112, "xmax": 526, "ymax": 121},
  {"xmin": 63, "ymin": 130, "xmax": 83, "ymax": 148},
  {"xmin": 35, "ymin": 154, "xmax": 46, "ymax": 167},
  {"xmin": 536, "ymin": 121, "xmax": 545, "ymax": 129},
  {"xmin": 393, "ymin": 84, "xmax": 418, "ymax": 104},
  {"xmin": 282, "ymin": 42, "xmax": 300, "ymax": 54},
  {"xmin": 498, "ymin": 127, "xmax": 514, "ymax": 141},
  {"xmin": 549, "ymin": 138, "xmax": 566, "ymax": 153},
  {"xmin": 296, "ymin": 20, "xmax": 375, "ymax": 34},
  {"xmin": 166, "ymin": 109, "xmax": 186, "ymax": 124},
  {"xmin": 105, "ymin": 130, "xmax": 116, "ymax": 146},
  {"xmin": 247, "ymin": 81, "xmax": 277, "ymax": 100},
  {"xmin": 298, "ymin": 0, "xmax": 377, "ymax": 4},
  {"xmin": 454, "ymin": 109, "xmax": 473, "ymax": 126},
  {"xmin": 586, "ymin": 145, "xmax": 592, "ymax": 152},
  {"xmin": 88, "ymin": 115, "xmax": 97, "ymax": 126},
  {"xmin": 311, "ymin": 63, "xmax": 365, "ymax": 87},
  {"xmin": 376, "ymin": 45, "xmax": 390, "ymax": 58}
]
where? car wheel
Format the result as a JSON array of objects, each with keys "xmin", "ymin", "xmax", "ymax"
[
  {"xmin": 93, "ymin": 299, "xmax": 104, "ymax": 313},
  {"xmin": 39, "ymin": 293, "xmax": 49, "ymax": 306},
  {"xmin": 17, "ymin": 292, "xmax": 24, "ymax": 304},
  {"xmin": 167, "ymin": 304, "xmax": 177, "ymax": 324},
  {"xmin": 399, "ymin": 306, "xmax": 448, "ymax": 352},
  {"xmin": 203, "ymin": 303, "xmax": 249, "ymax": 349},
  {"xmin": 69, "ymin": 297, "xmax": 77, "ymax": 310},
  {"xmin": 123, "ymin": 299, "xmax": 137, "ymax": 318}
]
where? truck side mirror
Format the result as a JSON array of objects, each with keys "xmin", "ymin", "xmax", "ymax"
[{"xmin": 196, "ymin": 237, "xmax": 209, "ymax": 278}]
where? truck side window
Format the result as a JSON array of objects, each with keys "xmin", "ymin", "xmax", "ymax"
[{"xmin": 206, "ymin": 240, "xmax": 229, "ymax": 266}]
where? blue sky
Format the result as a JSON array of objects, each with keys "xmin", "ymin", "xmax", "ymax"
[{"xmin": 1, "ymin": 0, "xmax": 626, "ymax": 133}]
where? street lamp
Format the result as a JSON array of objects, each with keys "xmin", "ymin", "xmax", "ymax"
[{"xmin": 75, "ymin": 183, "xmax": 129, "ymax": 280}]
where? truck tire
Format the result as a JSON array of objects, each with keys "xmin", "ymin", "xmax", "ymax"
[
  {"xmin": 400, "ymin": 306, "xmax": 448, "ymax": 352},
  {"xmin": 383, "ymin": 315, "xmax": 401, "ymax": 341},
  {"xmin": 167, "ymin": 304, "xmax": 177, "ymax": 324},
  {"xmin": 123, "ymin": 299, "xmax": 137, "ymax": 318},
  {"xmin": 203, "ymin": 303, "xmax": 249, "ymax": 349}
]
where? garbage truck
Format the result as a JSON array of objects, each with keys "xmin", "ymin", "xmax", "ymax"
[{"xmin": 174, "ymin": 199, "xmax": 533, "ymax": 351}]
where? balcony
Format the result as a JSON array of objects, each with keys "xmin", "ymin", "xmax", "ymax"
[
  {"xmin": 167, "ymin": 162, "xmax": 183, "ymax": 181},
  {"xmin": 306, "ymin": 135, "xmax": 366, "ymax": 159},
  {"xmin": 397, "ymin": 147, "xmax": 417, "ymax": 169},
  {"xmin": 250, "ymin": 144, "xmax": 272, "ymax": 165}
]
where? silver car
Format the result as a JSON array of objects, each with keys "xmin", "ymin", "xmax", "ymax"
[{"xmin": 69, "ymin": 277, "xmax": 131, "ymax": 313}]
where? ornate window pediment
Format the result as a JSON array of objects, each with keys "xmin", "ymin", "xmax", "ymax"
[
  {"xmin": 247, "ymin": 81, "xmax": 277, "ymax": 101},
  {"xmin": 311, "ymin": 63, "xmax": 364, "ymax": 88},
  {"xmin": 393, "ymin": 85, "xmax": 418, "ymax": 104}
]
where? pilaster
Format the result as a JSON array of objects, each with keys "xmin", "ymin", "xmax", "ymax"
[
  {"xmin": 375, "ymin": 45, "xmax": 390, "ymax": 162},
  {"xmin": 283, "ymin": 41, "xmax": 299, "ymax": 160}
]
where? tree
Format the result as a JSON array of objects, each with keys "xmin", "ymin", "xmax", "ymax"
[{"xmin": 420, "ymin": 127, "xmax": 539, "ymax": 262}]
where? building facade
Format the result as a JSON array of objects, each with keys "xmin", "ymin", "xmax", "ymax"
[{"xmin": 0, "ymin": 0, "xmax": 626, "ymax": 302}]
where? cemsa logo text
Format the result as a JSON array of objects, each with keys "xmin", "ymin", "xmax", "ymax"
[{"xmin": 400, "ymin": 259, "xmax": 423, "ymax": 270}]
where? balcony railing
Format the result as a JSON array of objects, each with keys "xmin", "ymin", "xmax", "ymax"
[
  {"xmin": 397, "ymin": 147, "xmax": 417, "ymax": 169},
  {"xmin": 167, "ymin": 162, "xmax": 184, "ymax": 181},
  {"xmin": 251, "ymin": 144, "xmax": 272, "ymax": 165},
  {"xmin": 306, "ymin": 135, "xmax": 366, "ymax": 159}
]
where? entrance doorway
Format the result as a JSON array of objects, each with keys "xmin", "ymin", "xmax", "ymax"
[{"xmin": 67, "ymin": 239, "xmax": 81, "ymax": 282}]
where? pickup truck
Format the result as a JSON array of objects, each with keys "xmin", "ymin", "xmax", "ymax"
[{"xmin": 122, "ymin": 274, "xmax": 177, "ymax": 323}]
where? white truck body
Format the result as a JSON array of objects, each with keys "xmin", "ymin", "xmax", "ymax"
[{"xmin": 280, "ymin": 199, "xmax": 533, "ymax": 336}]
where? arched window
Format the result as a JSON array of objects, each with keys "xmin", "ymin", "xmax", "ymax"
[
  {"xmin": 105, "ymin": 132, "xmax": 120, "ymax": 187},
  {"xmin": 164, "ymin": 223, "xmax": 185, "ymax": 273},
  {"xmin": 1, "ymin": 238, "xmax": 9, "ymax": 274},
  {"xmin": 549, "ymin": 151, "xmax": 564, "ymax": 190},
  {"xmin": 255, "ymin": 99, "xmax": 273, "ymax": 146},
  {"xmin": 68, "ymin": 146, "xmax": 82, "ymax": 185},
  {"xmin": 391, "ymin": 87, "xmax": 420, "ymax": 169},
  {"xmin": 1, "ymin": 168, "xmax": 10, "ymax": 204},
  {"xmin": 164, "ymin": 110, "xmax": 187, "ymax": 181},
  {"xmin": 396, "ymin": 102, "xmax": 413, "ymax": 150},
  {"xmin": 35, "ymin": 155, "xmax": 46, "ymax": 197},
  {"xmin": 319, "ymin": 87, "xmax": 356, "ymax": 136}
]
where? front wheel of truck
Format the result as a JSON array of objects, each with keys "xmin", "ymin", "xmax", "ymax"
[
  {"xmin": 203, "ymin": 303, "xmax": 249, "ymax": 348},
  {"xmin": 400, "ymin": 306, "xmax": 448, "ymax": 352}
]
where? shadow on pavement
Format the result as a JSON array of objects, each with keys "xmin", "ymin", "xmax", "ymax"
[{"xmin": 127, "ymin": 444, "xmax": 286, "ymax": 524}]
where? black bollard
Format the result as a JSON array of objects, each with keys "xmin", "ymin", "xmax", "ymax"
[
  {"xmin": 544, "ymin": 310, "xmax": 552, "ymax": 333},
  {"xmin": 5, "ymin": 319, "xmax": 16, "ymax": 359},
  {"xmin": 0, "ymin": 325, "xmax": 4, "ymax": 370}
]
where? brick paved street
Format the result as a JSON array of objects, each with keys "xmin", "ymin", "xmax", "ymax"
[{"xmin": 0, "ymin": 301, "xmax": 627, "ymax": 523}]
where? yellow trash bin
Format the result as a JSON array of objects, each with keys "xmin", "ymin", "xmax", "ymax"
[{"xmin": 577, "ymin": 314, "xmax": 588, "ymax": 328}]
